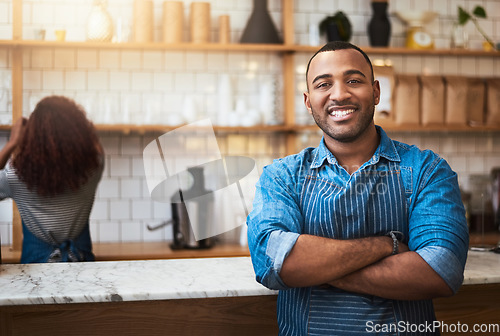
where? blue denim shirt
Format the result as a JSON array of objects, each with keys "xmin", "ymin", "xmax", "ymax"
[{"xmin": 247, "ymin": 126, "xmax": 469, "ymax": 335}]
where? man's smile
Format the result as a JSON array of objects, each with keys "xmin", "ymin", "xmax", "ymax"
[{"xmin": 327, "ymin": 105, "xmax": 357, "ymax": 120}]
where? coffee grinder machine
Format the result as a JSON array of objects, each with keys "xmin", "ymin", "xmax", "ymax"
[{"xmin": 148, "ymin": 166, "xmax": 215, "ymax": 249}]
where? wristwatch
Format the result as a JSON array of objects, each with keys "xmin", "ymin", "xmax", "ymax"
[{"xmin": 386, "ymin": 231, "xmax": 404, "ymax": 255}]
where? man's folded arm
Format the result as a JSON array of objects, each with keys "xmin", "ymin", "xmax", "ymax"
[
  {"xmin": 279, "ymin": 233, "xmax": 395, "ymax": 288},
  {"xmin": 328, "ymin": 248, "xmax": 455, "ymax": 300}
]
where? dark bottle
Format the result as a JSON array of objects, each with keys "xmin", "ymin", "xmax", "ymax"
[
  {"xmin": 240, "ymin": 0, "xmax": 282, "ymax": 44},
  {"xmin": 368, "ymin": 1, "xmax": 391, "ymax": 47}
]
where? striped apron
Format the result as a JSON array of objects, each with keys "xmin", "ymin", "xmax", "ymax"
[{"xmin": 277, "ymin": 159, "xmax": 438, "ymax": 336}]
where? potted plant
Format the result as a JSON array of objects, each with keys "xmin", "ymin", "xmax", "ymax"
[
  {"xmin": 458, "ymin": 5, "xmax": 498, "ymax": 51},
  {"xmin": 319, "ymin": 11, "xmax": 352, "ymax": 42}
]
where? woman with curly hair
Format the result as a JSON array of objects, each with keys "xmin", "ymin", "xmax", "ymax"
[{"xmin": 0, "ymin": 96, "xmax": 104, "ymax": 263}]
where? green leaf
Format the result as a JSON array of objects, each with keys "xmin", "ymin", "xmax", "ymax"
[
  {"xmin": 458, "ymin": 7, "xmax": 471, "ymax": 25},
  {"xmin": 335, "ymin": 11, "xmax": 352, "ymax": 41},
  {"xmin": 319, "ymin": 11, "xmax": 352, "ymax": 41},
  {"xmin": 472, "ymin": 6, "xmax": 486, "ymax": 18}
]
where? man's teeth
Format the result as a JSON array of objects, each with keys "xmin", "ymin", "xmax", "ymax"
[{"xmin": 330, "ymin": 109, "xmax": 355, "ymax": 117}]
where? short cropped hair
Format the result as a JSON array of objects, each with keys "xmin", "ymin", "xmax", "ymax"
[{"xmin": 305, "ymin": 41, "xmax": 375, "ymax": 86}]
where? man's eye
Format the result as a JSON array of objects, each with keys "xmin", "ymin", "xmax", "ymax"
[
  {"xmin": 347, "ymin": 79, "xmax": 361, "ymax": 84},
  {"xmin": 316, "ymin": 82, "xmax": 330, "ymax": 89}
]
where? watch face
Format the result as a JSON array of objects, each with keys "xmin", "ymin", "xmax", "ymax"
[{"xmin": 413, "ymin": 31, "xmax": 432, "ymax": 47}]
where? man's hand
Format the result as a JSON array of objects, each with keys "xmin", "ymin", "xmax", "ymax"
[{"xmin": 328, "ymin": 240, "xmax": 409, "ymax": 293}]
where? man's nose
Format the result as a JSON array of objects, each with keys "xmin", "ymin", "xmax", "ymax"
[{"xmin": 329, "ymin": 84, "xmax": 351, "ymax": 102}]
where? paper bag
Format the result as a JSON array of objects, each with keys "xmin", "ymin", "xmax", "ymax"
[
  {"xmin": 420, "ymin": 75, "xmax": 445, "ymax": 125},
  {"xmin": 394, "ymin": 74, "xmax": 420, "ymax": 125},
  {"xmin": 444, "ymin": 76, "xmax": 467, "ymax": 125}
]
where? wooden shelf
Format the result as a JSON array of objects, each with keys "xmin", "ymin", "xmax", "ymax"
[
  {"xmin": 469, "ymin": 231, "xmax": 500, "ymax": 246},
  {"xmin": 298, "ymin": 123, "xmax": 500, "ymax": 133},
  {"xmin": 0, "ymin": 39, "xmax": 292, "ymax": 52},
  {"xmin": 383, "ymin": 124, "xmax": 500, "ymax": 132},
  {"xmin": 94, "ymin": 124, "xmax": 294, "ymax": 134},
  {"xmin": 2, "ymin": 123, "xmax": 499, "ymax": 134},
  {"xmin": 1, "ymin": 39, "xmax": 499, "ymax": 57},
  {"xmin": 293, "ymin": 45, "xmax": 500, "ymax": 57}
]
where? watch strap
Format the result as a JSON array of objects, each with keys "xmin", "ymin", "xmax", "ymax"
[{"xmin": 386, "ymin": 231, "xmax": 404, "ymax": 255}]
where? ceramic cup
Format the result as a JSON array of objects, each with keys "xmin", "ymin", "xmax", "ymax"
[
  {"xmin": 218, "ymin": 15, "xmax": 230, "ymax": 44},
  {"xmin": 55, "ymin": 29, "xmax": 66, "ymax": 41},
  {"xmin": 34, "ymin": 29, "xmax": 46, "ymax": 41}
]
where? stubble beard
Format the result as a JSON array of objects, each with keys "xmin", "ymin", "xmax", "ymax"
[{"xmin": 310, "ymin": 102, "xmax": 376, "ymax": 143}]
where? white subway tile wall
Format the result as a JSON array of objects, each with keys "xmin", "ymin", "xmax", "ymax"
[
  {"xmin": 1, "ymin": 0, "xmax": 500, "ymax": 246},
  {"xmin": 76, "ymin": 131, "xmax": 283, "ymax": 245}
]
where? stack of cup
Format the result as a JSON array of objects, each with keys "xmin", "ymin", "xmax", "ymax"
[
  {"xmin": 133, "ymin": 0, "xmax": 154, "ymax": 42},
  {"xmin": 218, "ymin": 15, "xmax": 230, "ymax": 44},
  {"xmin": 190, "ymin": 2, "xmax": 210, "ymax": 43},
  {"xmin": 163, "ymin": 1, "xmax": 184, "ymax": 43}
]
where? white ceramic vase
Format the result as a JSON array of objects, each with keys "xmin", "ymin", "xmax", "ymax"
[{"xmin": 86, "ymin": 0, "xmax": 114, "ymax": 42}]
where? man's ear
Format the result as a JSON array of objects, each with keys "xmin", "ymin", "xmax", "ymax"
[
  {"xmin": 304, "ymin": 92, "xmax": 312, "ymax": 114},
  {"xmin": 373, "ymin": 80, "xmax": 381, "ymax": 105}
]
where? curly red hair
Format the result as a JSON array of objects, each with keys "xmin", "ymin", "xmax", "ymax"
[{"xmin": 12, "ymin": 96, "xmax": 102, "ymax": 197}]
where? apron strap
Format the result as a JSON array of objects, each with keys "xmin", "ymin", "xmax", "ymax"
[
  {"xmin": 47, "ymin": 240, "xmax": 82, "ymax": 262},
  {"xmin": 21, "ymin": 221, "xmax": 95, "ymax": 263}
]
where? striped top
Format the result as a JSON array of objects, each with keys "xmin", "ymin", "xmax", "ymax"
[
  {"xmin": 247, "ymin": 126, "xmax": 469, "ymax": 335},
  {"xmin": 0, "ymin": 157, "xmax": 104, "ymax": 245}
]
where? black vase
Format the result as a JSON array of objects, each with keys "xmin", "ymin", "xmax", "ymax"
[
  {"xmin": 368, "ymin": 1, "xmax": 391, "ymax": 47},
  {"xmin": 240, "ymin": 0, "xmax": 282, "ymax": 44}
]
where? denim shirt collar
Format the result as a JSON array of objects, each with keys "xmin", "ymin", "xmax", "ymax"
[{"xmin": 310, "ymin": 125, "xmax": 401, "ymax": 169}]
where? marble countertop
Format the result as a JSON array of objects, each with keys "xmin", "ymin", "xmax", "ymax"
[
  {"xmin": 0, "ymin": 257, "xmax": 277, "ymax": 306},
  {"xmin": 462, "ymin": 250, "xmax": 500, "ymax": 285},
  {"xmin": 0, "ymin": 251, "xmax": 499, "ymax": 307}
]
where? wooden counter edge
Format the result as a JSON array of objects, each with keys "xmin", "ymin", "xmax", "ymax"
[
  {"xmin": 0, "ymin": 295, "xmax": 279, "ymax": 336},
  {"xmin": 1, "ymin": 242, "xmax": 250, "ymax": 263},
  {"xmin": 1, "ymin": 284, "xmax": 499, "ymax": 336}
]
